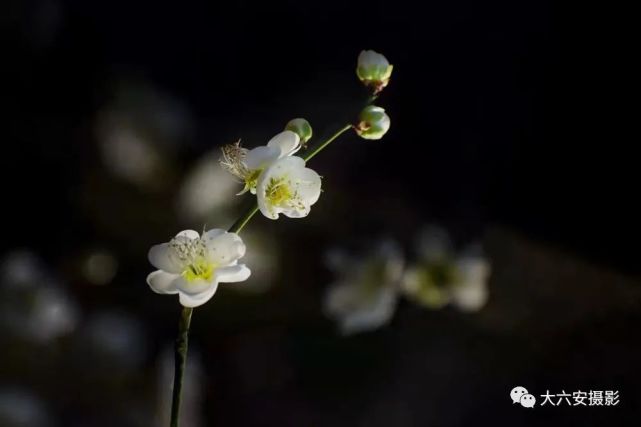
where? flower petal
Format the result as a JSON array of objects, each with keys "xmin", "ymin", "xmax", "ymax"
[
  {"xmin": 176, "ymin": 229, "xmax": 200, "ymax": 240},
  {"xmin": 267, "ymin": 155, "xmax": 306, "ymax": 173},
  {"xmin": 147, "ymin": 270, "xmax": 179, "ymax": 294},
  {"xmin": 324, "ymin": 283, "xmax": 358, "ymax": 317},
  {"xmin": 216, "ymin": 264, "xmax": 251, "ymax": 283},
  {"xmin": 206, "ymin": 232, "xmax": 246, "ymax": 265},
  {"xmin": 340, "ymin": 291, "xmax": 397, "ymax": 335},
  {"xmin": 451, "ymin": 278, "xmax": 488, "ymax": 312},
  {"xmin": 281, "ymin": 205, "xmax": 309, "ymax": 218},
  {"xmin": 257, "ymin": 193, "xmax": 279, "ymax": 220},
  {"xmin": 179, "ymin": 284, "xmax": 219, "ymax": 308},
  {"xmin": 450, "ymin": 256, "xmax": 490, "ymax": 311},
  {"xmin": 358, "ymin": 50, "xmax": 388, "ymax": 68},
  {"xmin": 339, "ymin": 288, "xmax": 398, "ymax": 335},
  {"xmin": 174, "ymin": 276, "xmax": 215, "ymax": 296},
  {"xmin": 245, "ymin": 146, "xmax": 280, "ymax": 170},
  {"xmin": 148, "ymin": 243, "xmax": 183, "ymax": 274},
  {"xmin": 267, "ymin": 130, "xmax": 301, "ymax": 157},
  {"xmin": 323, "ymin": 280, "xmax": 398, "ymax": 335},
  {"xmin": 291, "ymin": 166, "xmax": 322, "ymax": 205},
  {"xmin": 256, "ymin": 156, "xmax": 315, "ymax": 220},
  {"xmin": 202, "ymin": 228, "xmax": 226, "ymax": 242}
]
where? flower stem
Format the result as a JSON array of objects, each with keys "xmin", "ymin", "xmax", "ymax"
[
  {"xmin": 228, "ymin": 204, "xmax": 259, "ymax": 234},
  {"xmin": 302, "ymin": 124, "xmax": 353, "ymax": 162},
  {"xmin": 170, "ymin": 306, "xmax": 193, "ymax": 427},
  {"xmin": 169, "ymin": 119, "xmax": 357, "ymax": 427}
]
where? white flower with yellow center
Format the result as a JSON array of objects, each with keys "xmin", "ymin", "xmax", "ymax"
[
  {"xmin": 256, "ymin": 156, "xmax": 322, "ymax": 220},
  {"xmin": 220, "ymin": 130, "xmax": 302, "ymax": 195},
  {"xmin": 147, "ymin": 229, "xmax": 250, "ymax": 307},
  {"xmin": 401, "ymin": 226, "xmax": 491, "ymax": 312}
]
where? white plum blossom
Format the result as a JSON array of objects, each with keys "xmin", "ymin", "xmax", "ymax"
[
  {"xmin": 1, "ymin": 251, "xmax": 78, "ymax": 344},
  {"xmin": 401, "ymin": 226, "xmax": 491, "ymax": 312},
  {"xmin": 256, "ymin": 156, "xmax": 322, "ymax": 220},
  {"xmin": 147, "ymin": 229, "xmax": 250, "ymax": 307},
  {"xmin": 221, "ymin": 130, "xmax": 302, "ymax": 195},
  {"xmin": 323, "ymin": 241, "xmax": 404, "ymax": 335},
  {"xmin": 356, "ymin": 50, "xmax": 393, "ymax": 93}
]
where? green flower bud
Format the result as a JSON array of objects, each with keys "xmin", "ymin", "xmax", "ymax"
[
  {"xmin": 355, "ymin": 105, "xmax": 391, "ymax": 140},
  {"xmin": 285, "ymin": 118, "xmax": 313, "ymax": 144},
  {"xmin": 356, "ymin": 50, "xmax": 393, "ymax": 94}
]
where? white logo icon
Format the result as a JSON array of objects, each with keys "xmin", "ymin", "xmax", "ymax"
[
  {"xmin": 511, "ymin": 386, "xmax": 536, "ymax": 408},
  {"xmin": 520, "ymin": 393, "xmax": 536, "ymax": 408},
  {"xmin": 510, "ymin": 386, "xmax": 528, "ymax": 404}
]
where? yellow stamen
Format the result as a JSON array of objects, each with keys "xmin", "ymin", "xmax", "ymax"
[{"xmin": 265, "ymin": 177, "xmax": 293, "ymax": 206}]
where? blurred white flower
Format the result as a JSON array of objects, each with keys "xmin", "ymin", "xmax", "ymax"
[
  {"xmin": 147, "ymin": 229, "xmax": 251, "ymax": 307},
  {"xmin": 1, "ymin": 250, "xmax": 45, "ymax": 287},
  {"xmin": 83, "ymin": 250, "xmax": 118, "ymax": 286},
  {"xmin": 449, "ymin": 254, "xmax": 491, "ymax": 312},
  {"xmin": 28, "ymin": 287, "xmax": 78, "ymax": 342},
  {"xmin": 256, "ymin": 156, "xmax": 322, "ymax": 220},
  {"xmin": 400, "ymin": 264, "xmax": 451, "ymax": 309},
  {"xmin": 221, "ymin": 130, "xmax": 302, "ymax": 195},
  {"xmin": 323, "ymin": 241, "xmax": 404, "ymax": 335},
  {"xmin": 97, "ymin": 119, "xmax": 162, "ymax": 187},
  {"xmin": 356, "ymin": 50, "xmax": 393, "ymax": 93},
  {"xmin": 0, "ymin": 388, "xmax": 52, "ymax": 427},
  {"xmin": 101, "ymin": 80, "xmax": 193, "ymax": 145},
  {"xmin": 230, "ymin": 230, "xmax": 280, "ymax": 294},
  {"xmin": 95, "ymin": 80, "xmax": 194, "ymax": 188},
  {"xmin": 83, "ymin": 310, "xmax": 146, "ymax": 369},
  {"xmin": 401, "ymin": 226, "xmax": 491, "ymax": 312},
  {"xmin": 1, "ymin": 251, "xmax": 78, "ymax": 344},
  {"xmin": 178, "ymin": 151, "xmax": 240, "ymax": 222}
]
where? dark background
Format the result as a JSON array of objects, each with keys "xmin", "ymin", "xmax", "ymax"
[{"xmin": 2, "ymin": 0, "xmax": 639, "ymax": 426}]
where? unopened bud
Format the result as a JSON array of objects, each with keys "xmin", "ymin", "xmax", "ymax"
[
  {"xmin": 356, "ymin": 50, "xmax": 393, "ymax": 94},
  {"xmin": 285, "ymin": 118, "xmax": 313, "ymax": 144},
  {"xmin": 355, "ymin": 105, "xmax": 391, "ymax": 140}
]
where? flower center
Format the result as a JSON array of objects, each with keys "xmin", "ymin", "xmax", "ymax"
[
  {"xmin": 243, "ymin": 168, "xmax": 263, "ymax": 193},
  {"xmin": 265, "ymin": 177, "xmax": 293, "ymax": 206},
  {"xmin": 183, "ymin": 258, "xmax": 215, "ymax": 282},
  {"xmin": 169, "ymin": 237, "xmax": 216, "ymax": 282}
]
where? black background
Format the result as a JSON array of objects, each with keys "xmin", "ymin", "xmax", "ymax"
[{"xmin": 2, "ymin": 0, "xmax": 639, "ymax": 426}]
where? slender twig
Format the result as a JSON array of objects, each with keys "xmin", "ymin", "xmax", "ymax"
[
  {"xmin": 302, "ymin": 124, "xmax": 353, "ymax": 162},
  {"xmin": 170, "ymin": 306, "xmax": 193, "ymax": 427},
  {"xmin": 229, "ymin": 204, "xmax": 259, "ymax": 234},
  {"xmin": 169, "ymin": 109, "xmax": 368, "ymax": 427}
]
